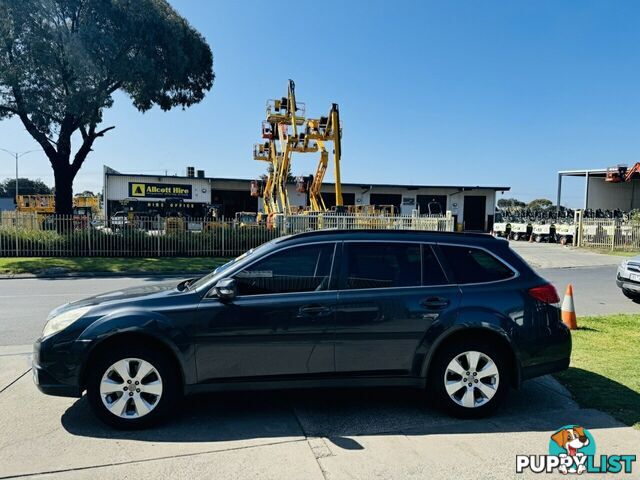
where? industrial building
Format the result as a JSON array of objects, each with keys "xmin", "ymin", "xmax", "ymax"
[
  {"xmin": 103, "ymin": 165, "xmax": 510, "ymax": 231},
  {"xmin": 557, "ymin": 165, "xmax": 640, "ymax": 211}
]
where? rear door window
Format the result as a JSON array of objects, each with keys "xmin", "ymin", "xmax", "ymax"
[
  {"xmin": 343, "ymin": 242, "xmax": 421, "ymax": 289},
  {"xmin": 439, "ymin": 245, "xmax": 515, "ymax": 284},
  {"xmin": 422, "ymin": 245, "xmax": 449, "ymax": 286}
]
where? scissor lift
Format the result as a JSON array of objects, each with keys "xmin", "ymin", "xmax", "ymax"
[{"xmin": 253, "ymin": 80, "xmax": 342, "ymax": 214}]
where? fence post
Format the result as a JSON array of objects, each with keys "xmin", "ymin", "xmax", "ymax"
[
  {"xmin": 573, "ymin": 210, "xmax": 581, "ymax": 247},
  {"xmin": 221, "ymin": 218, "xmax": 225, "ymax": 256},
  {"xmin": 87, "ymin": 216, "xmax": 92, "ymax": 257},
  {"xmin": 157, "ymin": 215, "xmax": 161, "ymax": 257},
  {"xmin": 612, "ymin": 220, "xmax": 616, "ymax": 251},
  {"xmin": 14, "ymin": 213, "xmax": 19, "ymax": 257}
]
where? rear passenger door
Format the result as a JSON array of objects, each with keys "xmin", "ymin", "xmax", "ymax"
[{"xmin": 334, "ymin": 242, "xmax": 461, "ymax": 376}]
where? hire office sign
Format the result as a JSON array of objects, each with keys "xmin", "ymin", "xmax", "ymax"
[{"xmin": 129, "ymin": 182, "xmax": 193, "ymax": 199}]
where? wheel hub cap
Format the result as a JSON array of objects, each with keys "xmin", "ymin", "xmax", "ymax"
[
  {"xmin": 443, "ymin": 350, "xmax": 499, "ymax": 408},
  {"xmin": 99, "ymin": 358, "xmax": 163, "ymax": 419}
]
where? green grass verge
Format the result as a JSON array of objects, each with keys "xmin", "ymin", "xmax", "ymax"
[
  {"xmin": 554, "ymin": 314, "xmax": 640, "ymax": 429},
  {"xmin": 0, "ymin": 257, "xmax": 231, "ymax": 275}
]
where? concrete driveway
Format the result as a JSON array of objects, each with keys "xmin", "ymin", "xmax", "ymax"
[
  {"xmin": 509, "ymin": 242, "xmax": 623, "ymax": 269},
  {"xmin": 1, "ymin": 345, "xmax": 639, "ymax": 479}
]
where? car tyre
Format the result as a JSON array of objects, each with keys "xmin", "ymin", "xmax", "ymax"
[
  {"xmin": 86, "ymin": 345, "xmax": 180, "ymax": 429},
  {"xmin": 622, "ymin": 289, "xmax": 640, "ymax": 301},
  {"xmin": 428, "ymin": 339, "xmax": 509, "ymax": 419}
]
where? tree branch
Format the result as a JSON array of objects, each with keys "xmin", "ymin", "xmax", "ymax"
[
  {"xmin": 71, "ymin": 125, "xmax": 115, "ymax": 175},
  {"xmin": 11, "ymin": 87, "xmax": 58, "ymax": 161},
  {"xmin": 0, "ymin": 105, "xmax": 18, "ymax": 114},
  {"xmin": 95, "ymin": 126, "xmax": 115, "ymax": 137}
]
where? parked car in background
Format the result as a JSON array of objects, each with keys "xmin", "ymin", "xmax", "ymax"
[
  {"xmin": 616, "ymin": 256, "xmax": 640, "ymax": 300},
  {"xmin": 32, "ymin": 230, "xmax": 571, "ymax": 428},
  {"xmin": 109, "ymin": 211, "xmax": 132, "ymax": 230}
]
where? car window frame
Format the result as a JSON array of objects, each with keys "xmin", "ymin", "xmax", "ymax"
[
  {"xmin": 337, "ymin": 240, "xmax": 454, "ymax": 292},
  {"xmin": 434, "ymin": 242, "xmax": 520, "ymax": 286},
  {"xmin": 206, "ymin": 241, "xmax": 339, "ymax": 299}
]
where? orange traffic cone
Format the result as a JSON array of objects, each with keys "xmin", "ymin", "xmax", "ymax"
[{"xmin": 561, "ymin": 284, "xmax": 577, "ymax": 330}]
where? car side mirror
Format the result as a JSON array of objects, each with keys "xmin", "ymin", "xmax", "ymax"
[{"xmin": 213, "ymin": 278, "xmax": 237, "ymax": 301}]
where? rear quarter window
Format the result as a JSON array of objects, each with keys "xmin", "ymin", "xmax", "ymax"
[{"xmin": 440, "ymin": 245, "xmax": 515, "ymax": 284}]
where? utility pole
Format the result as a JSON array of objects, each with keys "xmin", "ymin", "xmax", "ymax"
[{"xmin": 0, "ymin": 148, "xmax": 39, "ymax": 203}]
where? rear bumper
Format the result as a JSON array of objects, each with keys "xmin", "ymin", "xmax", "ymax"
[
  {"xmin": 520, "ymin": 319, "xmax": 572, "ymax": 383},
  {"xmin": 521, "ymin": 357, "xmax": 570, "ymax": 381}
]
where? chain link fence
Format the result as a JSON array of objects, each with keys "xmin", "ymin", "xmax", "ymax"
[{"xmin": 0, "ymin": 211, "xmax": 454, "ymax": 257}]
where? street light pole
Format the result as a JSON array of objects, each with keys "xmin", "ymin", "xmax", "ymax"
[{"xmin": 0, "ymin": 148, "xmax": 39, "ymax": 204}]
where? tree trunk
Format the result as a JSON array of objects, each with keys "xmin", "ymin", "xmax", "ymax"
[{"xmin": 53, "ymin": 163, "xmax": 75, "ymax": 216}]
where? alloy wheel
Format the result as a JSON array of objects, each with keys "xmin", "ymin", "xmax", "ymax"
[
  {"xmin": 99, "ymin": 358, "xmax": 163, "ymax": 419},
  {"xmin": 443, "ymin": 350, "xmax": 499, "ymax": 408}
]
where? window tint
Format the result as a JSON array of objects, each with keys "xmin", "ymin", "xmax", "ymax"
[
  {"xmin": 235, "ymin": 243, "xmax": 335, "ymax": 295},
  {"xmin": 422, "ymin": 245, "xmax": 448, "ymax": 286},
  {"xmin": 440, "ymin": 245, "xmax": 514, "ymax": 284},
  {"xmin": 344, "ymin": 243, "xmax": 421, "ymax": 289}
]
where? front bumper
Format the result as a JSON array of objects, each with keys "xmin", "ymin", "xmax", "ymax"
[
  {"xmin": 32, "ymin": 337, "xmax": 91, "ymax": 398},
  {"xmin": 616, "ymin": 266, "xmax": 640, "ymax": 292}
]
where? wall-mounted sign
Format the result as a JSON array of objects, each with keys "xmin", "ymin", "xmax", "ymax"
[
  {"xmin": 402, "ymin": 197, "xmax": 416, "ymax": 206},
  {"xmin": 129, "ymin": 182, "xmax": 192, "ymax": 199}
]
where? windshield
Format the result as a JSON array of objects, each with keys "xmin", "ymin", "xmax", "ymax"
[{"xmin": 188, "ymin": 240, "xmax": 275, "ymax": 290}]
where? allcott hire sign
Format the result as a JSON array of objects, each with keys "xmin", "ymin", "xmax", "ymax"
[{"xmin": 128, "ymin": 182, "xmax": 193, "ymax": 199}]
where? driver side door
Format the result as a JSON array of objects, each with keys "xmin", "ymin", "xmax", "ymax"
[{"xmin": 195, "ymin": 242, "xmax": 338, "ymax": 383}]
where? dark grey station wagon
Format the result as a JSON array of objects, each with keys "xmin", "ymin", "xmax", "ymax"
[{"xmin": 33, "ymin": 230, "xmax": 571, "ymax": 428}]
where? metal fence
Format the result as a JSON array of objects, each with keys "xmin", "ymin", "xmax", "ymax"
[
  {"xmin": 0, "ymin": 211, "xmax": 454, "ymax": 257},
  {"xmin": 576, "ymin": 214, "xmax": 640, "ymax": 251}
]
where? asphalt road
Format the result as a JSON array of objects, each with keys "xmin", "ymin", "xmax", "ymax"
[{"xmin": 0, "ymin": 264, "xmax": 638, "ymax": 347}]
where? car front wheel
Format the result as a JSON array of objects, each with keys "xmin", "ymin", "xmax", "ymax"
[
  {"xmin": 622, "ymin": 288, "xmax": 640, "ymax": 301},
  {"xmin": 429, "ymin": 340, "xmax": 509, "ymax": 418},
  {"xmin": 86, "ymin": 345, "xmax": 179, "ymax": 429}
]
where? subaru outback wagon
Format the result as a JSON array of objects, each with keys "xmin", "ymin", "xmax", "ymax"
[{"xmin": 33, "ymin": 230, "xmax": 571, "ymax": 428}]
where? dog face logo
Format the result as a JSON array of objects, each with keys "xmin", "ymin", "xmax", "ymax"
[
  {"xmin": 549, "ymin": 425, "xmax": 595, "ymax": 475},
  {"xmin": 551, "ymin": 426, "xmax": 590, "ymax": 457}
]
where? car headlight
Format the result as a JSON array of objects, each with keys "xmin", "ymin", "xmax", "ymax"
[
  {"xmin": 620, "ymin": 260, "xmax": 628, "ymax": 269},
  {"xmin": 42, "ymin": 306, "xmax": 92, "ymax": 338}
]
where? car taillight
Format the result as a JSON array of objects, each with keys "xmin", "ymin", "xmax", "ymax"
[{"xmin": 528, "ymin": 284, "xmax": 560, "ymax": 304}]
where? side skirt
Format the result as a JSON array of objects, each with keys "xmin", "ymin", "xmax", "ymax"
[{"xmin": 185, "ymin": 376, "xmax": 426, "ymax": 395}]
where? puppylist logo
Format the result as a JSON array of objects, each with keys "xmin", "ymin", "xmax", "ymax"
[{"xmin": 516, "ymin": 425, "xmax": 636, "ymax": 475}]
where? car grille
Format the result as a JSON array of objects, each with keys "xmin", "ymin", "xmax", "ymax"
[{"xmin": 627, "ymin": 262, "xmax": 640, "ymax": 273}]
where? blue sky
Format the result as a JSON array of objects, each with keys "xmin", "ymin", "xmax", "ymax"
[{"xmin": 2, "ymin": 0, "xmax": 640, "ymax": 206}]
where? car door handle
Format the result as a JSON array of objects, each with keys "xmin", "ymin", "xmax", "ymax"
[
  {"xmin": 421, "ymin": 297, "xmax": 450, "ymax": 310},
  {"xmin": 298, "ymin": 305, "xmax": 332, "ymax": 316}
]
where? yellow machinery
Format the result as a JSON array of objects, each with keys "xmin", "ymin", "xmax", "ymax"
[
  {"xmin": 253, "ymin": 80, "xmax": 342, "ymax": 214},
  {"xmin": 16, "ymin": 195, "xmax": 55, "ymax": 214},
  {"xmin": 16, "ymin": 194, "xmax": 100, "ymax": 215}
]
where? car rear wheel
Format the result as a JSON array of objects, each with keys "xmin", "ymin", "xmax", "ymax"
[
  {"xmin": 86, "ymin": 345, "xmax": 179, "ymax": 429},
  {"xmin": 429, "ymin": 340, "xmax": 509, "ymax": 418}
]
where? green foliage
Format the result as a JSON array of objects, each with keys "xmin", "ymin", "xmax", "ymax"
[
  {"xmin": 527, "ymin": 198, "xmax": 553, "ymax": 210},
  {"xmin": 0, "ymin": 224, "xmax": 276, "ymax": 257},
  {"xmin": 0, "ymin": 256, "xmax": 230, "ymax": 275},
  {"xmin": 497, "ymin": 198, "xmax": 526, "ymax": 209},
  {"xmin": 0, "ymin": 177, "xmax": 51, "ymax": 196}
]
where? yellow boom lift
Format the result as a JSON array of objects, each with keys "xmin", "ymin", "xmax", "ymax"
[{"xmin": 252, "ymin": 80, "xmax": 342, "ymax": 214}]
